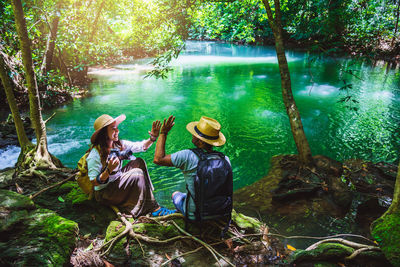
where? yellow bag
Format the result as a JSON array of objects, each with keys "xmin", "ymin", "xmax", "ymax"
[{"xmin": 76, "ymin": 146, "xmax": 99, "ymax": 200}]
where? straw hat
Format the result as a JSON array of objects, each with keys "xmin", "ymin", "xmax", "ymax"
[
  {"xmin": 186, "ymin": 116, "xmax": 226, "ymax": 146},
  {"xmin": 91, "ymin": 114, "xmax": 126, "ymax": 143}
]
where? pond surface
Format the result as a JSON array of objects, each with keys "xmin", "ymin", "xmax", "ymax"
[{"xmin": 1, "ymin": 41, "xmax": 400, "ymax": 208}]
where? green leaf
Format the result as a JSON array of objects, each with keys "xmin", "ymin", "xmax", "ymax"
[{"xmin": 58, "ymin": 196, "xmax": 65, "ymax": 202}]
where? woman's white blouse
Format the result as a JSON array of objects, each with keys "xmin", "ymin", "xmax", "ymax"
[{"xmin": 87, "ymin": 140, "xmax": 151, "ymax": 190}]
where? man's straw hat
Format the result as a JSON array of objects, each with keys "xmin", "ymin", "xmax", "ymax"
[
  {"xmin": 186, "ymin": 116, "xmax": 226, "ymax": 146},
  {"xmin": 91, "ymin": 114, "xmax": 126, "ymax": 143}
]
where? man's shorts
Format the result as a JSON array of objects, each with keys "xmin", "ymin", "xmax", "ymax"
[{"xmin": 172, "ymin": 191, "xmax": 186, "ymax": 215}]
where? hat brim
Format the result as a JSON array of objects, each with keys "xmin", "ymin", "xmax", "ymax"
[
  {"xmin": 186, "ymin": 121, "xmax": 226, "ymax": 147},
  {"xmin": 90, "ymin": 114, "xmax": 126, "ymax": 144}
]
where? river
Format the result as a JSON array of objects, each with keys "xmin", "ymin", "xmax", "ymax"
[{"xmin": 1, "ymin": 41, "xmax": 399, "ymax": 207}]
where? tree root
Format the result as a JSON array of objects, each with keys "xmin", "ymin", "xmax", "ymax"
[
  {"xmin": 93, "ymin": 207, "xmax": 382, "ymax": 266},
  {"xmin": 305, "ymin": 238, "xmax": 379, "ymax": 251},
  {"xmin": 29, "ymin": 172, "xmax": 77, "ymax": 199},
  {"xmin": 346, "ymin": 246, "xmax": 381, "ymax": 260},
  {"xmin": 97, "ymin": 212, "xmax": 192, "ymax": 258},
  {"xmin": 302, "ymin": 237, "xmax": 381, "ymax": 261},
  {"xmin": 161, "ymin": 245, "xmax": 204, "ymax": 266},
  {"xmin": 170, "ymin": 220, "xmax": 235, "ymax": 267}
]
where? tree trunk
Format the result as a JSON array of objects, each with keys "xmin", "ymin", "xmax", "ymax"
[
  {"xmin": 11, "ymin": 0, "xmax": 58, "ymax": 169},
  {"xmin": 41, "ymin": 11, "xmax": 60, "ymax": 76},
  {"xmin": 0, "ymin": 47, "xmax": 33, "ymax": 151},
  {"xmin": 386, "ymin": 162, "xmax": 400, "ymax": 215},
  {"xmin": 370, "ymin": 162, "xmax": 400, "ymax": 266},
  {"xmin": 262, "ymin": 0, "xmax": 314, "ymax": 166}
]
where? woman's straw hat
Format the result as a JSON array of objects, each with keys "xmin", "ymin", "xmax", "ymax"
[
  {"xmin": 91, "ymin": 114, "xmax": 126, "ymax": 143},
  {"xmin": 186, "ymin": 116, "xmax": 226, "ymax": 146}
]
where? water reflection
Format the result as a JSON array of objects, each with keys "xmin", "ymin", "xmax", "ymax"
[{"xmin": 1, "ymin": 41, "xmax": 399, "ymax": 208}]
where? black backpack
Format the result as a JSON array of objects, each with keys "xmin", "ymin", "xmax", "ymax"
[{"xmin": 186, "ymin": 148, "xmax": 233, "ymax": 224}]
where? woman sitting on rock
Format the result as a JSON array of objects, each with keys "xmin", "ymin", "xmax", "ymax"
[{"xmin": 87, "ymin": 114, "xmax": 175, "ymax": 217}]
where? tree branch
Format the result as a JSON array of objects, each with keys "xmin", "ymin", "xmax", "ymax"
[{"xmin": 44, "ymin": 112, "xmax": 56, "ymax": 124}]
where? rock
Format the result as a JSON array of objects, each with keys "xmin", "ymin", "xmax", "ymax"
[
  {"xmin": 343, "ymin": 159, "xmax": 396, "ymax": 194},
  {"xmin": 343, "ymin": 159, "xmax": 396, "ymax": 234},
  {"xmin": 234, "ymin": 155, "xmax": 287, "ymax": 213},
  {"xmin": 0, "ymin": 189, "xmax": 78, "ymax": 266},
  {"xmin": 291, "ymin": 242, "xmax": 390, "ymax": 267},
  {"xmin": 0, "ymin": 138, "xmax": 18, "ymax": 147},
  {"xmin": 98, "ymin": 210, "xmax": 287, "ymax": 266},
  {"xmin": 356, "ymin": 198, "xmax": 387, "ymax": 233},
  {"xmin": 234, "ymin": 154, "xmax": 351, "ymax": 219},
  {"xmin": 371, "ymin": 211, "xmax": 400, "ymax": 267},
  {"xmin": 0, "ymin": 168, "xmax": 15, "ymax": 188},
  {"xmin": 33, "ymin": 181, "xmax": 116, "ymax": 235},
  {"xmin": 231, "ymin": 209, "xmax": 262, "ymax": 230}
]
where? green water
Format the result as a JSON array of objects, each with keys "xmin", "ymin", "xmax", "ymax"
[{"xmin": 43, "ymin": 41, "xmax": 400, "ymax": 207}]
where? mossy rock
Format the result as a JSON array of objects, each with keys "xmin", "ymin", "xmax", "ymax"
[
  {"xmin": 102, "ymin": 211, "xmax": 264, "ymax": 265},
  {"xmin": 371, "ymin": 211, "xmax": 400, "ymax": 267},
  {"xmin": 60, "ymin": 181, "xmax": 90, "ymax": 205},
  {"xmin": 232, "ymin": 209, "xmax": 262, "ymax": 230},
  {"xmin": 0, "ymin": 168, "xmax": 15, "ymax": 188},
  {"xmin": 34, "ymin": 181, "xmax": 115, "ymax": 235},
  {"xmin": 0, "ymin": 190, "xmax": 78, "ymax": 266},
  {"xmin": 292, "ymin": 242, "xmax": 389, "ymax": 266},
  {"xmin": 0, "ymin": 189, "xmax": 35, "ymax": 232},
  {"xmin": 0, "ymin": 188, "xmax": 35, "ymax": 210},
  {"xmin": 292, "ymin": 243, "xmax": 354, "ymax": 263}
]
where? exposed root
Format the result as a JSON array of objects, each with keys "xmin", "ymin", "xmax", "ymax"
[
  {"xmin": 305, "ymin": 238, "xmax": 378, "ymax": 251},
  {"xmin": 171, "ymin": 220, "xmax": 235, "ymax": 267},
  {"xmin": 30, "ymin": 172, "xmax": 77, "ymax": 199},
  {"xmin": 346, "ymin": 246, "xmax": 382, "ymax": 260}
]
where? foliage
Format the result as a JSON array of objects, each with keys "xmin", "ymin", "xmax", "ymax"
[
  {"xmin": 188, "ymin": 0, "xmax": 400, "ymax": 54},
  {"xmin": 0, "ymin": 0, "xmax": 190, "ymax": 108},
  {"xmin": 188, "ymin": 0, "xmax": 271, "ymax": 44}
]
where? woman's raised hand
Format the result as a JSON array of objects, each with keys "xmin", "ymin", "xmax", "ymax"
[{"xmin": 160, "ymin": 115, "xmax": 175, "ymax": 135}]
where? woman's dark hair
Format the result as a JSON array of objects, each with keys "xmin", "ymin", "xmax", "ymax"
[{"xmin": 92, "ymin": 126, "xmax": 123, "ymax": 165}]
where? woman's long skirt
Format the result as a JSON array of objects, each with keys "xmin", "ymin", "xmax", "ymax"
[{"xmin": 94, "ymin": 158, "xmax": 159, "ymax": 217}]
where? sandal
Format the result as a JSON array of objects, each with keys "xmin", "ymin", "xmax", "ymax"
[{"xmin": 151, "ymin": 207, "xmax": 176, "ymax": 217}]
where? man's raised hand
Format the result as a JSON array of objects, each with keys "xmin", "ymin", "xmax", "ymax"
[{"xmin": 160, "ymin": 115, "xmax": 175, "ymax": 135}]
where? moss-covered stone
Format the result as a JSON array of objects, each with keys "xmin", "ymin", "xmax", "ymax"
[
  {"xmin": 371, "ymin": 211, "xmax": 400, "ymax": 267},
  {"xmin": 0, "ymin": 190, "xmax": 78, "ymax": 266},
  {"xmin": 104, "ymin": 220, "xmax": 129, "ymax": 264},
  {"xmin": 61, "ymin": 181, "xmax": 89, "ymax": 205},
  {"xmin": 292, "ymin": 243, "xmax": 354, "ymax": 263},
  {"xmin": 232, "ymin": 209, "xmax": 262, "ymax": 230},
  {"xmin": 101, "ymin": 211, "xmax": 267, "ymax": 265},
  {"xmin": 0, "ymin": 168, "xmax": 15, "ymax": 188},
  {"xmin": 291, "ymin": 242, "xmax": 389, "ymax": 266},
  {"xmin": 34, "ymin": 181, "xmax": 115, "ymax": 235},
  {"xmin": 0, "ymin": 188, "xmax": 35, "ymax": 210}
]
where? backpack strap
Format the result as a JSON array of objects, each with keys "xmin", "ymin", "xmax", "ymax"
[
  {"xmin": 189, "ymin": 148, "xmax": 206, "ymax": 222},
  {"xmin": 190, "ymin": 148, "xmax": 207, "ymax": 160}
]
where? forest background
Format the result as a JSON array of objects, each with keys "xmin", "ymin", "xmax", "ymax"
[
  {"xmin": 0, "ymin": 0, "xmax": 399, "ymax": 266},
  {"xmin": 0, "ymin": 0, "xmax": 399, "ymax": 111}
]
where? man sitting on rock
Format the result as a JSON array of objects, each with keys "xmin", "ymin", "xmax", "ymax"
[{"xmin": 153, "ymin": 115, "xmax": 233, "ymax": 225}]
